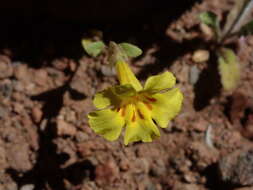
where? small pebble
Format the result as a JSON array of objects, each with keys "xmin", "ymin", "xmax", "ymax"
[
  {"xmin": 192, "ymin": 50, "xmax": 210, "ymax": 63},
  {"xmin": 57, "ymin": 119, "xmax": 77, "ymax": 136},
  {"xmin": 75, "ymin": 131, "xmax": 89, "ymax": 142},
  {"xmin": 0, "ymin": 55, "xmax": 13, "ymax": 79},
  {"xmin": 200, "ymin": 23, "xmax": 214, "ymax": 39},
  {"xmin": 31, "ymin": 107, "xmax": 43, "ymax": 123},
  {"xmin": 0, "ymin": 105, "xmax": 7, "ymax": 119},
  {"xmin": 20, "ymin": 184, "xmax": 35, "ymax": 190},
  {"xmin": 101, "ymin": 65, "xmax": 116, "ymax": 76},
  {"xmin": 189, "ymin": 65, "xmax": 200, "ymax": 85}
]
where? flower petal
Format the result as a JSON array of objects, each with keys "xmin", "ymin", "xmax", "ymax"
[
  {"xmin": 88, "ymin": 109, "xmax": 125, "ymax": 141},
  {"xmin": 115, "ymin": 61, "xmax": 143, "ymax": 91},
  {"xmin": 93, "ymin": 91, "xmax": 111, "ymax": 109},
  {"xmin": 124, "ymin": 118, "xmax": 160, "ymax": 145},
  {"xmin": 93, "ymin": 87, "xmax": 123, "ymax": 109},
  {"xmin": 144, "ymin": 71, "xmax": 176, "ymax": 92},
  {"xmin": 137, "ymin": 102, "xmax": 160, "ymax": 136},
  {"xmin": 124, "ymin": 102, "xmax": 160, "ymax": 145},
  {"xmin": 151, "ymin": 88, "xmax": 183, "ymax": 128},
  {"xmin": 112, "ymin": 84, "xmax": 137, "ymax": 98}
]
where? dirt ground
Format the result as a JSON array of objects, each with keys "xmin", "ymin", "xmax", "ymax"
[{"xmin": 1, "ymin": 0, "xmax": 253, "ymax": 190}]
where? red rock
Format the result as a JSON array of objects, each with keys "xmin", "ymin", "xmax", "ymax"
[
  {"xmin": 119, "ymin": 158, "xmax": 130, "ymax": 171},
  {"xmin": 150, "ymin": 159, "xmax": 166, "ymax": 177},
  {"xmin": 187, "ymin": 142, "xmax": 219, "ymax": 170},
  {"xmin": 75, "ymin": 131, "xmax": 89, "ymax": 142},
  {"xmin": 33, "ymin": 69, "xmax": 48, "ymax": 86},
  {"xmin": 0, "ymin": 144, "xmax": 7, "ymax": 170},
  {"xmin": 229, "ymin": 92, "xmax": 249, "ymax": 126},
  {"xmin": 0, "ymin": 55, "xmax": 13, "ymax": 79},
  {"xmin": 51, "ymin": 58, "xmax": 69, "ymax": 71},
  {"xmin": 133, "ymin": 158, "xmax": 150, "ymax": 174},
  {"xmin": 14, "ymin": 64, "xmax": 29, "ymax": 81},
  {"xmin": 21, "ymin": 115, "xmax": 39, "ymax": 150},
  {"xmin": 77, "ymin": 142, "xmax": 93, "ymax": 157},
  {"xmin": 31, "ymin": 107, "xmax": 43, "ymax": 123},
  {"xmin": 77, "ymin": 140, "xmax": 105, "ymax": 158},
  {"xmin": 172, "ymin": 183, "xmax": 201, "ymax": 190},
  {"xmin": 242, "ymin": 112, "xmax": 253, "ymax": 139},
  {"xmin": 183, "ymin": 172, "xmax": 197, "ymax": 183},
  {"xmin": 57, "ymin": 118, "xmax": 77, "ymax": 136},
  {"xmin": 12, "ymin": 103, "xmax": 24, "ymax": 113},
  {"xmin": 6, "ymin": 143, "xmax": 33, "ymax": 172},
  {"xmin": 95, "ymin": 159, "xmax": 119, "ymax": 185},
  {"xmin": 69, "ymin": 60, "xmax": 77, "ymax": 72},
  {"xmin": 192, "ymin": 118, "xmax": 208, "ymax": 132}
]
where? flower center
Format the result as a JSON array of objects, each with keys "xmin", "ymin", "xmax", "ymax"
[{"xmin": 116, "ymin": 93, "xmax": 157, "ymax": 123}]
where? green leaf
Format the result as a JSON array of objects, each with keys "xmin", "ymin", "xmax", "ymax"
[
  {"xmin": 81, "ymin": 39, "xmax": 105, "ymax": 57},
  {"xmin": 199, "ymin": 12, "xmax": 220, "ymax": 40},
  {"xmin": 199, "ymin": 12, "xmax": 218, "ymax": 27},
  {"xmin": 218, "ymin": 48, "xmax": 240, "ymax": 91},
  {"xmin": 119, "ymin": 43, "xmax": 142, "ymax": 58},
  {"xmin": 239, "ymin": 19, "xmax": 253, "ymax": 35}
]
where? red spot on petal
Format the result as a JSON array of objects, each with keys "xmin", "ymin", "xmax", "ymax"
[
  {"xmin": 137, "ymin": 109, "xmax": 145, "ymax": 119},
  {"xmin": 131, "ymin": 111, "xmax": 136, "ymax": 122},
  {"xmin": 145, "ymin": 96, "xmax": 157, "ymax": 102},
  {"xmin": 121, "ymin": 107, "xmax": 125, "ymax": 117},
  {"xmin": 143, "ymin": 101, "xmax": 153, "ymax": 110}
]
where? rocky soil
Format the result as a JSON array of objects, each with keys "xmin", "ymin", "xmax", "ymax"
[{"xmin": 1, "ymin": 0, "xmax": 253, "ymax": 190}]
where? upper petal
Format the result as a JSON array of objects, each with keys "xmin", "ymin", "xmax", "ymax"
[
  {"xmin": 93, "ymin": 88, "xmax": 118, "ymax": 109},
  {"xmin": 88, "ymin": 109, "xmax": 125, "ymax": 141},
  {"xmin": 144, "ymin": 71, "xmax": 176, "ymax": 92},
  {"xmin": 93, "ymin": 85, "xmax": 135, "ymax": 109},
  {"xmin": 151, "ymin": 88, "xmax": 183, "ymax": 128},
  {"xmin": 112, "ymin": 84, "xmax": 137, "ymax": 98},
  {"xmin": 115, "ymin": 61, "xmax": 143, "ymax": 91}
]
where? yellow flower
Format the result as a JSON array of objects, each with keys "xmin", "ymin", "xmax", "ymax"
[{"xmin": 88, "ymin": 61, "xmax": 183, "ymax": 145}]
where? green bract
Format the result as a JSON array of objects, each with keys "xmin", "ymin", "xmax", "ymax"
[
  {"xmin": 199, "ymin": 11, "xmax": 220, "ymax": 39},
  {"xmin": 199, "ymin": 12, "xmax": 218, "ymax": 27},
  {"xmin": 81, "ymin": 39, "xmax": 105, "ymax": 57},
  {"xmin": 119, "ymin": 43, "xmax": 143, "ymax": 58},
  {"xmin": 218, "ymin": 48, "xmax": 240, "ymax": 91}
]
